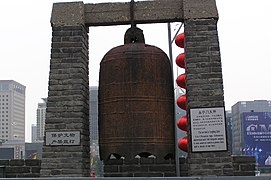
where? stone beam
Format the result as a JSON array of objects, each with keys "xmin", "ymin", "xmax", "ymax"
[
  {"xmin": 50, "ymin": 0, "xmax": 219, "ymax": 27},
  {"xmin": 84, "ymin": 0, "xmax": 183, "ymax": 26}
]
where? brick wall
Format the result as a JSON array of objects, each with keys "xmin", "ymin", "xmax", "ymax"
[
  {"xmin": 179, "ymin": 156, "xmax": 256, "ymax": 177},
  {"xmin": 103, "ymin": 158, "xmax": 176, "ymax": 177},
  {"xmin": 179, "ymin": 157, "xmax": 188, "ymax": 176},
  {"xmin": 0, "ymin": 160, "xmax": 41, "ymax": 178},
  {"xmin": 232, "ymin": 155, "xmax": 256, "ymax": 176},
  {"xmin": 0, "ymin": 156, "xmax": 255, "ymax": 178}
]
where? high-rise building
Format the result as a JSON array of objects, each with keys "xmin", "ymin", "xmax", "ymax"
[
  {"xmin": 0, "ymin": 80, "xmax": 25, "ymax": 143},
  {"xmin": 89, "ymin": 86, "xmax": 98, "ymax": 146},
  {"xmin": 36, "ymin": 98, "xmax": 47, "ymax": 142},
  {"xmin": 225, "ymin": 110, "xmax": 232, "ymax": 153},
  {"xmin": 231, "ymin": 100, "xmax": 271, "ymax": 166},
  {"xmin": 31, "ymin": 124, "xmax": 37, "ymax": 143},
  {"xmin": 89, "ymin": 86, "xmax": 103, "ymax": 176}
]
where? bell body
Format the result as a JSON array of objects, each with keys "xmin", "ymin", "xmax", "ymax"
[{"xmin": 98, "ymin": 42, "xmax": 175, "ymax": 162}]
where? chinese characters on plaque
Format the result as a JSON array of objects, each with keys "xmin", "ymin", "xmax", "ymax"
[
  {"xmin": 190, "ymin": 107, "xmax": 227, "ymax": 152},
  {"xmin": 45, "ymin": 131, "xmax": 80, "ymax": 146}
]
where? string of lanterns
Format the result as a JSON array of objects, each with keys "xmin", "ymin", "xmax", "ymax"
[{"xmin": 175, "ymin": 32, "xmax": 188, "ymax": 152}]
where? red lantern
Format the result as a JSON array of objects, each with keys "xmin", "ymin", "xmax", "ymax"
[
  {"xmin": 176, "ymin": 74, "xmax": 186, "ymax": 89},
  {"xmin": 176, "ymin": 95, "xmax": 186, "ymax": 110},
  {"xmin": 178, "ymin": 136, "xmax": 188, "ymax": 152},
  {"xmin": 176, "ymin": 53, "xmax": 185, "ymax": 68},
  {"xmin": 175, "ymin": 33, "xmax": 185, "ymax": 48},
  {"xmin": 91, "ymin": 171, "xmax": 96, "ymax": 177},
  {"xmin": 177, "ymin": 116, "xmax": 187, "ymax": 131}
]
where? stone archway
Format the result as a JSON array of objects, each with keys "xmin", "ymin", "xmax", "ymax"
[{"xmin": 41, "ymin": 0, "xmax": 232, "ymax": 177}]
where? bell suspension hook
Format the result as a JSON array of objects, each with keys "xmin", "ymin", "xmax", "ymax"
[
  {"xmin": 124, "ymin": 0, "xmax": 145, "ymax": 44},
  {"xmin": 130, "ymin": 0, "xmax": 136, "ymax": 29}
]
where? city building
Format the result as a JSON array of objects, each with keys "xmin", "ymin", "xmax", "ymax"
[
  {"xmin": 90, "ymin": 86, "xmax": 98, "ymax": 146},
  {"xmin": 225, "ymin": 110, "xmax": 233, "ymax": 153},
  {"xmin": 231, "ymin": 100, "xmax": 271, "ymax": 166},
  {"xmin": 31, "ymin": 124, "xmax": 37, "ymax": 143},
  {"xmin": 0, "ymin": 80, "xmax": 25, "ymax": 143},
  {"xmin": 0, "ymin": 140, "xmax": 25, "ymax": 159},
  {"xmin": 36, "ymin": 98, "xmax": 47, "ymax": 142},
  {"xmin": 89, "ymin": 86, "xmax": 103, "ymax": 176},
  {"xmin": 25, "ymin": 142, "xmax": 43, "ymax": 159}
]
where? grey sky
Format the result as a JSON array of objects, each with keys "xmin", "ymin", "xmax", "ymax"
[{"xmin": 0, "ymin": 0, "xmax": 270, "ymax": 142}]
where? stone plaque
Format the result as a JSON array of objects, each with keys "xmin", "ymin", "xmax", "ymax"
[
  {"xmin": 190, "ymin": 107, "xmax": 227, "ymax": 152},
  {"xmin": 45, "ymin": 131, "xmax": 80, "ymax": 146}
]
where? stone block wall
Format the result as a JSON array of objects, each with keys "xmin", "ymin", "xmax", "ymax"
[
  {"xmin": 103, "ymin": 158, "xmax": 176, "ymax": 177},
  {"xmin": 232, "ymin": 155, "xmax": 256, "ymax": 176},
  {"xmin": 179, "ymin": 157, "xmax": 188, "ymax": 176},
  {"xmin": 0, "ymin": 156, "xmax": 255, "ymax": 178},
  {"xmin": 0, "ymin": 160, "xmax": 41, "ymax": 178},
  {"xmin": 179, "ymin": 156, "xmax": 256, "ymax": 177}
]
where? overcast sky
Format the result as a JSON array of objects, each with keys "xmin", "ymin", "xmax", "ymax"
[{"xmin": 1, "ymin": 0, "xmax": 271, "ymax": 142}]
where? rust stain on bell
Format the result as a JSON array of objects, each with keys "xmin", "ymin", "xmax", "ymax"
[{"xmin": 98, "ymin": 27, "xmax": 175, "ymax": 162}]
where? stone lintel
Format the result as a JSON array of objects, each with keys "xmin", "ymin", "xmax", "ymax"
[
  {"xmin": 51, "ymin": 1, "xmax": 85, "ymax": 26},
  {"xmin": 50, "ymin": 0, "xmax": 219, "ymax": 26},
  {"xmin": 84, "ymin": 0, "xmax": 183, "ymax": 26},
  {"xmin": 183, "ymin": 0, "xmax": 218, "ymax": 20}
]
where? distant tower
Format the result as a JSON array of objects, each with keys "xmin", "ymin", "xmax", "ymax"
[
  {"xmin": 0, "ymin": 80, "xmax": 25, "ymax": 143},
  {"xmin": 32, "ymin": 124, "xmax": 38, "ymax": 143},
  {"xmin": 36, "ymin": 98, "xmax": 47, "ymax": 142},
  {"xmin": 89, "ymin": 86, "xmax": 98, "ymax": 146}
]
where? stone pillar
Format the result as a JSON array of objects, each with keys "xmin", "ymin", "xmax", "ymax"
[
  {"xmin": 183, "ymin": 0, "xmax": 233, "ymax": 176},
  {"xmin": 41, "ymin": 2, "xmax": 90, "ymax": 177}
]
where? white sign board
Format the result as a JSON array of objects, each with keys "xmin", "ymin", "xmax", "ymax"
[
  {"xmin": 45, "ymin": 131, "xmax": 80, "ymax": 146},
  {"xmin": 190, "ymin": 107, "xmax": 227, "ymax": 152}
]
